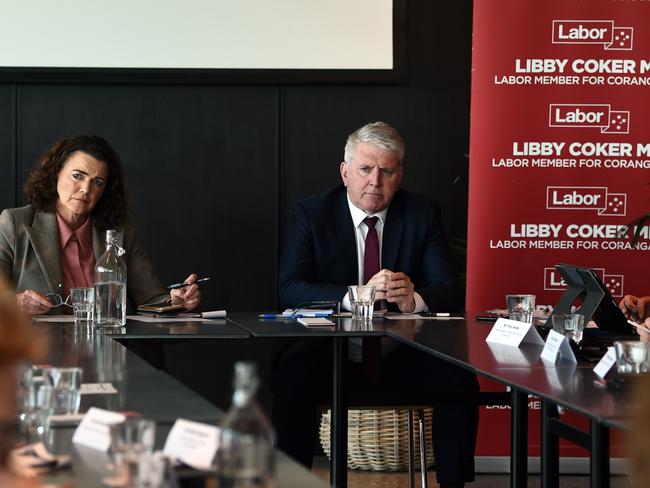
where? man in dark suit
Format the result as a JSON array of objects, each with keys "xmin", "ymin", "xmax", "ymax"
[{"xmin": 272, "ymin": 122, "xmax": 478, "ymax": 488}]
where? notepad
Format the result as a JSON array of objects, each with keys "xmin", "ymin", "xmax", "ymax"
[{"xmin": 297, "ymin": 317, "xmax": 335, "ymax": 327}]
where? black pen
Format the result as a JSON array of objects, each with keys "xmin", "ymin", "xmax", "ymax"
[{"xmin": 167, "ymin": 277, "xmax": 211, "ymax": 289}]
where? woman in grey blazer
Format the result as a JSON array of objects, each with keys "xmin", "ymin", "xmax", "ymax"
[{"xmin": 0, "ymin": 135, "xmax": 201, "ymax": 315}]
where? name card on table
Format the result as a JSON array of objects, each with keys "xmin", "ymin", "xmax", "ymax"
[
  {"xmin": 163, "ymin": 419, "xmax": 220, "ymax": 470},
  {"xmin": 485, "ymin": 318, "xmax": 545, "ymax": 347},
  {"xmin": 541, "ymin": 329, "xmax": 577, "ymax": 364},
  {"xmin": 72, "ymin": 407, "xmax": 126, "ymax": 451},
  {"xmin": 593, "ymin": 347, "xmax": 617, "ymax": 379}
]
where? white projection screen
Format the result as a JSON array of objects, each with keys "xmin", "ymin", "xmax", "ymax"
[{"xmin": 0, "ymin": 0, "xmax": 403, "ymax": 83}]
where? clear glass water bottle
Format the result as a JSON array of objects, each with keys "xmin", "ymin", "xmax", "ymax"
[
  {"xmin": 217, "ymin": 362, "xmax": 275, "ymax": 488},
  {"xmin": 94, "ymin": 230, "xmax": 127, "ymax": 327}
]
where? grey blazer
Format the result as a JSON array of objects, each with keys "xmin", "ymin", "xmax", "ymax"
[{"xmin": 0, "ymin": 205, "xmax": 168, "ymax": 309}]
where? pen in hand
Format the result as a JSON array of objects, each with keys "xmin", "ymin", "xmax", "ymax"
[
  {"xmin": 167, "ymin": 277, "xmax": 211, "ymax": 290},
  {"xmin": 628, "ymin": 319, "xmax": 650, "ymax": 334}
]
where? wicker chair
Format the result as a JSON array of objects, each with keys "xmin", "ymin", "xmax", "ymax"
[
  {"xmin": 320, "ymin": 408, "xmax": 434, "ymax": 472},
  {"xmin": 318, "ymin": 390, "xmax": 512, "ymax": 488},
  {"xmin": 319, "ymin": 390, "xmax": 435, "ymax": 488}
]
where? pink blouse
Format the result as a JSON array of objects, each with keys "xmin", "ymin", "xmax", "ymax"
[{"xmin": 56, "ymin": 213, "xmax": 96, "ymax": 299}]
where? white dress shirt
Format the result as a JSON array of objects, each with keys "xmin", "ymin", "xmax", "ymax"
[
  {"xmin": 341, "ymin": 195, "xmax": 427, "ymax": 313},
  {"xmin": 342, "ymin": 195, "xmax": 427, "ymax": 361}
]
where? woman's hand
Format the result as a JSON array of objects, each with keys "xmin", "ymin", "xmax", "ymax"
[
  {"xmin": 170, "ymin": 273, "xmax": 202, "ymax": 311},
  {"xmin": 16, "ymin": 290, "xmax": 52, "ymax": 316}
]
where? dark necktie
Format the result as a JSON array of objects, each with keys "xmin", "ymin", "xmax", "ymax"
[
  {"xmin": 363, "ymin": 217, "xmax": 379, "ymax": 284},
  {"xmin": 362, "ymin": 216, "xmax": 381, "ymax": 385}
]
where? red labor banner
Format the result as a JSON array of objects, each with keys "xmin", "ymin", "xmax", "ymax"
[{"xmin": 467, "ymin": 0, "xmax": 650, "ymax": 466}]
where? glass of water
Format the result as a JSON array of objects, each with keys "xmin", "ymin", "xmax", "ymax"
[
  {"xmin": 105, "ymin": 417, "xmax": 156, "ymax": 487},
  {"xmin": 71, "ymin": 287, "xmax": 94, "ymax": 326},
  {"xmin": 43, "ymin": 367, "xmax": 82, "ymax": 415},
  {"xmin": 17, "ymin": 366, "xmax": 48, "ymax": 429},
  {"xmin": 551, "ymin": 313, "xmax": 585, "ymax": 344},
  {"xmin": 614, "ymin": 341, "xmax": 650, "ymax": 374},
  {"xmin": 348, "ymin": 285, "xmax": 376, "ymax": 323},
  {"xmin": 506, "ymin": 294, "xmax": 536, "ymax": 323},
  {"xmin": 21, "ymin": 381, "xmax": 54, "ymax": 443}
]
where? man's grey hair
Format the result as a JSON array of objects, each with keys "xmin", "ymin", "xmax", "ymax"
[{"xmin": 343, "ymin": 121, "xmax": 405, "ymax": 165}]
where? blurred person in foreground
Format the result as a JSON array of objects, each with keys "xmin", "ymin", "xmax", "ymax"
[
  {"xmin": 0, "ymin": 278, "xmax": 54, "ymax": 487},
  {"xmin": 624, "ymin": 298, "xmax": 650, "ymax": 485},
  {"xmin": 0, "ymin": 135, "xmax": 201, "ymax": 316},
  {"xmin": 631, "ymin": 373, "xmax": 650, "ymax": 486}
]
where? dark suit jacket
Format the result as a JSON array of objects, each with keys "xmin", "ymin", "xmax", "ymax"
[
  {"xmin": 0, "ymin": 205, "xmax": 168, "ymax": 310},
  {"xmin": 278, "ymin": 186, "xmax": 462, "ymax": 311}
]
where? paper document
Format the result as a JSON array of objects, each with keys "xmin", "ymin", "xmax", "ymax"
[
  {"xmin": 81, "ymin": 383, "xmax": 118, "ymax": 395},
  {"xmin": 282, "ymin": 308, "xmax": 333, "ymax": 317},
  {"xmin": 385, "ymin": 314, "xmax": 464, "ymax": 320},
  {"xmin": 128, "ymin": 315, "xmax": 206, "ymax": 323},
  {"xmin": 32, "ymin": 315, "xmax": 75, "ymax": 322},
  {"xmin": 128, "ymin": 313, "xmax": 225, "ymax": 323}
]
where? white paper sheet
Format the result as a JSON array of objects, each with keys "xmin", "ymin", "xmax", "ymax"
[
  {"xmin": 385, "ymin": 314, "xmax": 464, "ymax": 320},
  {"xmin": 32, "ymin": 315, "xmax": 75, "ymax": 322}
]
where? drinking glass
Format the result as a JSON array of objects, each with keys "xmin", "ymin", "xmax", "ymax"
[
  {"xmin": 105, "ymin": 417, "xmax": 156, "ymax": 487},
  {"xmin": 506, "ymin": 294, "xmax": 536, "ymax": 323},
  {"xmin": 44, "ymin": 367, "xmax": 83, "ymax": 415},
  {"xmin": 17, "ymin": 366, "xmax": 48, "ymax": 427},
  {"xmin": 21, "ymin": 382, "xmax": 54, "ymax": 443},
  {"xmin": 71, "ymin": 287, "xmax": 94, "ymax": 325},
  {"xmin": 348, "ymin": 286, "xmax": 376, "ymax": 322},
  {"xmin": 614, "ymin": 341, "xmax": 650, "ymax": 374},
  {"xmin": 551, "ymin": 313, "xmax": 585, "ymax": 344}
]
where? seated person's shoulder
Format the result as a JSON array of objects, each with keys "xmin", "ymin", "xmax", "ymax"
[
  {"xmin": 392, "ymin": 189, "xmax": 440, "ymax": 215},
  {"xmin": 300, "ymin": 186, "xmax": 344, "ymax": 205},
  {"xmin": 0, "ymin": 205, "xmax": 37, "ymax": 226},
  {"xmin": 120, "ymin": 213, "xmax": 137, "ymax": 231},
  {"xmin": 293, "ymin": 186, "xmax": 346, "ymax": 215}
]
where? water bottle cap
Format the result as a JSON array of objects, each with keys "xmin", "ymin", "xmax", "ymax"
[
  {"xmin": 234, "ymin": 361, "xmax": 259, "ymax": 391},
  {"xmin": 105, "ymin": 229, "xmax": 119, "ymax": 242},
  {"xmin": 105, "ymin": 230, "xmax": 126, "ymax": 257}
]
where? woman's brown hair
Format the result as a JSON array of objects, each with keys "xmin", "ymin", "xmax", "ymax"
[{"xmin": 24, "ymin": 135, "xmax": 129, "ymax": 230}]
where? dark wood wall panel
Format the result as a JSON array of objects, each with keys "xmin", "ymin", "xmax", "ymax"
[
  {"xmin": 280, "ymin": 85, "xmax": 409, "ymax": 226},
  {"xmin": 0, "ymin": 87, "xmax": 15, "ymax": 211},
  {"xmin": 17, "ymin": 85, "xmax": 278, "ymax": 311}
]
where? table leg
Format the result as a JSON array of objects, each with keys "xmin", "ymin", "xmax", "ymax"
[
  {"xmin": 510, "ymin": 388, "xmax": 528, "ymax": 488},
  {"xmin": 331, "ymin": 337, "xmax": 348, "ymax": 488},
  {"xmin": 541, "ymin": 400, "xmax": 559, "ymax": 488},
  {"xmin": 590, "ymin": 420, "xmax": 609, "ymax": 488}
]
